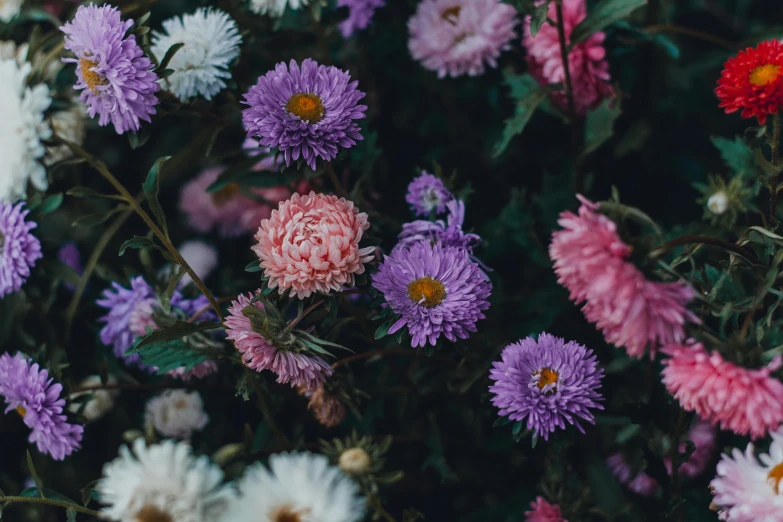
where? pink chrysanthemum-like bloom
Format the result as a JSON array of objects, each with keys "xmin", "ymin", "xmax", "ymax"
[
  {"xmin": 550, "ymin": 196, "xmax": 698, "ymax": 358},
  {"xmin": 523, "ymin": 0, "xmax": 612, "ymax": 116},
  {"xmin": 252, "ymin": 192, "xmax": 375, "ymax": 299},
  {"xmin": 525, "ymin": 497, "xmax": 567, "ymax": 522},
  {"xmin": 224, "ymin": 292, "xmax": 333, "ymax": 389},
  {"xmin": 662, "ymin": 343, "xmax": 783, "ymax": 439}
]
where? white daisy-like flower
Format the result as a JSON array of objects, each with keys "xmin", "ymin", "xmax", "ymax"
[
  {"xmin": 0, "ymin": 0, "xmax": 23, "ymax": 22},
  {"xmin": 68, "ymin": 375, "xmax": 118, "ymax": 423},
  {"xmin": 179, "ymin": 240, "xmax": 219, "ymax": 285},
  {"xmin": 46, "ymin": 103, "xmax": 86, "ymax": 165},
  {"xmin": 0, "ymin": 40, "xmax": 63, "ymax": 81},
  {"xmin": 151, "ymin": 8, "xmax": 242, "ymax": 101},
  {"xmin": 145, "ymin": 389, "xmax": 209, "ymax": 439},
  {"xmin": 98, "ymin": 439, "xmax": 234, "ymax": 522},
  {"xmin": 0, "ymin": 40, "xmax": 26, "ymax": 63},
  {"xmin": 711, "ymin": 426, "xmax": 783, "ymax": 521},
  {"xmin": 249, "ymin": 0, "xmax": 310, "ymax": 18},
  {"xmin": 0, "ymin": 58, "xmax": 52, "ymax": 202},
  {"xmin": 220, "ymin": 452, "xmax": 366, "ymax": 522}
]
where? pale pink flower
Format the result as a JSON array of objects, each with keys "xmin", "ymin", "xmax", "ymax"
[
  {"xmin": 224, "ymin": 292, "xmax": 333, "ymax": 389},
  {"xmin": 167, "ymin": 360, "xmax": 219, "ymax": 381},
  {"xmin": 662, "ymin": 343, "xmax": 783, "ymax": 439},
  {"xmin": 525, "ymin": 497, "xmax": 567, "ymax": 522},
  {"xmin": 252, "ymin": 192, "xmax": 374, "ymax": 299},
  {"xmin": 549, "ymin": 196, "xmax": 698, "ymax": 358},
  {"xmin": 523, "ymin": 0, "xmax": 612, "ymax": 116}
]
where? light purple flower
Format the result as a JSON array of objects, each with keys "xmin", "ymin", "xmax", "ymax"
[
  {"xmin": 405, "ymin": 171, "xmax": 452, "ymax": 217},
  {"xmin": 0, "ymin": 202, "xmax": 42, "ymax": 298},
  {"xmin": 338, "ymin": 0, "xmax": 385, "ymax": 38},
  {"xmin": 97, "ymin": 276, "xmax": 156, "ymax": 367},
  {"xmin": 242, "ymin": 59, "xmax": 367, "ymax": 170},
  {"xmin": 57, "ymin": 241, "xmax": 83, "ymax": 291},
  {"xmin": 61, "ymin": 4, "xmax": 159, "ymax": 134},
  {"xmin": 372, "ymin": 242, "xmax": 491, "ymax": 347},
  {"xmin": 397, "ymin": 199, "xmax": 481, "ymax": 253},
  {"xmin": 488, "ymin": 333, "xmax": 604, "ymax": 441},
  {"xmin": 0, "ymin": 353, "xmax": 83, "ymax": 460}
]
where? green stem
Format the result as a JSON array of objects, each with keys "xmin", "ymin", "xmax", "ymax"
[
  {"xmin": 283, "ymin": 301, "xmax": 323, "ymax": 333},
  {"xmin": 325, "ymin": 162, "xmax": 346, "ymax": 198},
  {"xmin": 554, "ymin": 0, "xmax": 576, "ymax": 120},
  {"xmin": 0, "ymin": 496, "xmax": 101, "ymax": 517},
  {"xmin": 650, "ymin": 234, "xmax": 757, "ymax": 262}
]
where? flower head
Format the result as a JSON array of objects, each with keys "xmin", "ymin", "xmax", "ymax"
[
  {"xmin": 405, "ymin": 171, "xmax": 453, "ymax": 217},
  {"xmin": 338, "ymin": 0, "xmax": 385, "ymax": 38},
  {"xmin": 145, "ymin": 390, "xmax": 209, "ymax": 439},
  {"xmin": 61, "ymin": 4, "xmax": 159, "ymax": 134},
  {"xmin": 372, "ymin": 242, "xmax": 491, "ymax": 347},
  {"xmin": 301, "ymin": 384, "xmax": 347, "ymax": 428},
  {"xmin": 525, "ymin": 497, "xmax": 567, "ymax": 522},
  {"xmin": 252, "ymin": 192, "xmax": 374, "ymax": 299},
  {"xmin": 662, "ymin": 343, "xmax": 783, "ymax": 439},
  {"xmin": 178, "ymin": 240, "xmax": 219, "ymax": 286},
  {"xmin": 46, "ymin": 104, "xmax": 86, "ymax": 166},
  {"xmin": 152, "ymin": 8, "xmax": 242, "ymax": 101},
  {"xmin": 0, "ymin": 202, "xmax": 43, "ymax": 298},
  {"xmin": 219, "ymin": 452, "xmax": 366, "ymax": 522},
  {"xmin": 97, "ymin": 276, "xmax": 157, "ymax": 366},
  {"xmin": 716, "ymin": 40, "xmax": 783, "ymax": 124},
  {"xmin": 0, "ymin": 0, "xmax": 22, "ymax": 21},
  {"xmin": 250, "ymin": 0, "xmax": 310, "ymax": 17},
  {"xmin": 397, "ymin": 199, "xmax": 482, "ymax": 254},
  {"xmin": 68, "ymin": 375, "xmax": 118, "ymax": 423},
  {"xmin": 0, "ymin": 353, "xmax": 83, "ymax": 460},
  {"xmin": 242, "ymin": 59, "xmax": 367, "ymax": 170},
  {"xmin": 489, "ymin": 333, "xmax": 603, "ymax": 441}
]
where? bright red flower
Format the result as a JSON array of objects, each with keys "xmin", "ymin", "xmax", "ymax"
[{"xmin": 715, "ymin": 40, "xmax": 783, "ymax": 124}]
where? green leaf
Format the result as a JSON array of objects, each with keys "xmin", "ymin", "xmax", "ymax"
[
  {"xmin": 134, "ymin": 320, "xmax": 221, "ymax": 351},
  {"xmin": 711, "ymin": 135, "xmax": 756, "ymax": 178},
  {"xmin": 374, "ymin": 321, "xmax": 391, "ymax": 340},
  {"xmin": 72, "ymin": 205, "xmax": 129, "ymax": 227},
  {"xmin": 66, "ymin": 186, "xmax": 124, "ymax": 200},
  {"xmin": 161, "ymin": 265, "xmax": 186, "ymax": 315},
  {"xmin": 155, "ymin": 43, "xmax": 185, "ymax": 72},
  {"xmin": 19, "ymin": 487, "xmax": 80, "ymax": 505},
  {"xmin": 26, "ymin": 451, "xmax": 43, "ymax": 495},
  {"xmin": 143, "ymin": 157, "xmax": 172, "ymax": 238},
  {"xmin": 581, "ymin": 96, "xmax": 622, "ymax": 158},
  {"xmin": 570, "ymin": 0, "xmax": 647, "ymax": 46},
  {"xmin": 129, "ymin": 340, "xmax": 215, "ymax": 373},
  {"xmin": 38, "ymin": 193, "xmax": 63, "ymax": 215},
  {"xmin": 492, "ymin": 416, "xmax": 513, "ymax": 428},
  {"xmin": 119, "ymin": 236, "xmax": 158, "ymax": 256},
  {"xmin": 207, "ymin": 168, "xmax": 302, "ymax": 193},
  {"xmin": 493, "ymin": 72, "xmax": 557, "ymax": 157},
  {"xmin": 245, "ymin": 259, "xmax": 263, "ymax": 272},
  {"xmin": 67, "ymin": 508, "xmax": 77, "ymax": 522},
  {"xmin": 529, "ymin": 1, "xmax": 551, "ymax": 37},
  {"xmin": 127, "ymin": 126, "xmax": 152, "ymax": 150}
]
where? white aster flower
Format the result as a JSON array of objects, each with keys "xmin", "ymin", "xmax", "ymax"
[
  {"xmin": 151, "ymin": 8, "xmax": 242, "ymax": 101},
  {"xmin": 46, "ymin": 103, "xmax": 86, "ymax": 165},
  {"xmin": 179, "ymin": 240, "xmax": 219, "ymax": 285},
  {"xmin": 68, "ymin": 375, "xmax": 118, "ymax": 423},
  {"xmin": 0, "ymin": 40, "xmax": 63, "ymax": 80},
  {"xmin": 220, "ymin": 452, "xmax": 366, "ymax": 522},
  {"xmin": 0, "ymin": 58, "xmax": 52, "ymax": 202},
  {"xmin": 249, "ymin": 0, "xmax": 310, "ymax": 18},
  {"xmin": 98, "ymin": 439, "xmax": 233, "ymax": 522},
  {"xmin": 711, "ymin": 426, "xmax": 783, "ymax": 522},
  {"xmin": 0, "ymin": 40, "xmax": 26, "ymax": 63},
  {"xmin": 145, "ymin": 389, "xmax": 209, "ymax": 439},
  {"xmin": 0, "ymin": 0, "xmax": 23, "ymax": 22}
]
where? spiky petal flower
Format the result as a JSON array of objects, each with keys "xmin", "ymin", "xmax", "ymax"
[
  {"xmin": 219, "ymin": 452, "xmax": 366, "ymax": 522},
  {"xmin": 249, "ymin": 0, "xmax": 310, "ymax": 17},
  {"xmin": 242, "ymin": 59, "xmax": 367, "ymax": 170},
  {"xmin": 372, "ymin": 242, "xmax": 491, "ymax": 347},
  {"xmin": 0, "ymin": 353, "xmax": 83, "ymax": 460},
  {"xmin": 662, "ymin": 343, "xmax": 783, "ymax": 439},
  {"xmin": 252, "ymin": 192, "xmax": 374, "ymax": 299},
  {"xmin": 397, "ymin": 199, "xmax": 481, "ymax": 254},
  {"xmin": 523, "ymin": 0, "xmax": 612, "ymax": 116},
  {"xmin": 716, "ymin": 40, "xmax": 783, "ymax": 124},
  {"xmin": 61, "ymin": 4, "xmax": 159, "ymax": 134},
  {"xmin": 224, "ymin": 292, "xmax": 333, "ymax": 389},
  {"xmin": 97, "ymin": 276, "xmax": 157, "ymax": 366},
  {"xmin": 151, "ymin": 8, "xmax": 242, "ymax": 101},
  {"xmin": 300, "ymin": 385, "xmax": 347, "ymax": 428},
  {"xmin": 488, "ymin": 333, "xmax": 603, "ymax": 441},
  {"xmin": 525, "ymin": 497, "xmax": 567, "ymax": 522},
  {"xmin": 0, "ymin": 202, "xmax": 43, "ymax": 298},
  {"xmin": 405, "ymin": 171, "xmax": 453, "ymax": 217},
  {"xmin": 338, "ymin": 0, "xmax": 385, "ymax": 38},
  {"xmin": 145, "ymin": 390, "xmax": 209, "ymax": 439}
]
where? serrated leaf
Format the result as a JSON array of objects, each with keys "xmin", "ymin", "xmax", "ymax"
[
  {"xmin": 581, "ymin": 96, "xmax": 622, "ymax": 158},
  {"xmin": 130, "ymin": 341, "xmax": 214, "ymax": 373},
  {"xmin": 570, "ymin": 0, "xmax": 647, "ymax": 46},
  {"xmin": 119, "ymin": 236, "xmax": 158, "ymax": 256},
  {"xmin": 143, "ymin": 157, "xmax": 172, "ymax": 238},
  {"xmin": 154, "ymin": 42, "xmax": 184, "ymax": 72},
  {"xmin": 493, "ymin": 72, "xmax": 557, "ymax": 157},
  {"xmin": 133, "ymin": 320, "xmax": 221, "ymax": 351}
]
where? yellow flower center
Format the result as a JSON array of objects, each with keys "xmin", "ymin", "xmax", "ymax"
[
  {"xmin": 135, "ymin": 505, "xmax": 173, "ymax": 522},
  {"xmin": 750, "ymin": 64, "xmax": 782, "ymax": 87},
  {"xmin": 15, "ymin": 405, "xmax": 26, "ymax": 417},
  {"xmin": 211, "ymin": 182, "xmax": 240, "ymax": 207},
  {"xmin": 768, "ymin": 462, "xmax": 783, "ymax": 494},
  {"xmin": 407, "ymin": 277, "xmax": 446, "ymax": 308},
  {"xmin": 441, "ymin": 6, "xmax": 461, "ymax": 23},
  {"xmin": 534, "ymin": 368, "xmax": 559, "ymax": 392},
  {"xmin": 285, "ymin": 93, "xmax": 325, "ymax": 124},
  {"xmin": 79, "ymin": 57, "xmax": 109, "ymax": 94}
]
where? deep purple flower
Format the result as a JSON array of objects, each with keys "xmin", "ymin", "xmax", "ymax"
[
  {"xmin": 372, "ymin": 242, "xmax": 491, "ymax": 347},
  {"xmin": 61, "ymin": 4, "xmax": 159, "ymax": 134},
  {"xmin": 97, "ymin": 276, "xmax": 156, "ymax": 367},
  {"xmin": 0, "ymin": 202, "xmax": 42, "ymax": 298},
  {"xmin": 338, "ymin": 0, "xmax": 385, "ymax": 38},
  {"xmin": 397, "ymin": 199, "xmax": 481, "ymax": 254},
  {"xmin": 405, "ymin": 171, "xmax": 452, "ymax": 217},
  {"xmin": 488, "ymin": 333, "xmax": 604, "ymax": 441},
  {"xmin": 57, "ymin": 242, "xmax": 83, "ymax": 291},
  {"xmin": 0, "ymin": 353, "xmax": 83, "ymax": 460},
  {"xmin": 242, "ymin": 59, "xmax": 367, "ymax": 170}
]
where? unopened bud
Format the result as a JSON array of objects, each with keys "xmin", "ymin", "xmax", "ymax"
[{"xmin": 339, "ymin": 447, "xmax": 372, "ymax": 475}]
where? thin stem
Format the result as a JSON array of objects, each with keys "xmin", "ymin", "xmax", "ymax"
[
  {"xmin": 650, "ymin": 235, "xmax": 757, "ymax": 262},
  {"xmin": 0, "ymin": 496, "xmax": 101, "ymax": 517},
  {"xmin": 187, "ymin": 295, "xmax": 239, "ymax": 323},
  {"xmin": 283, "ymin": 301, "xmax": 324, "ymax": 333},
  {"xmin": 332, "ymin": 348, "xmax": 455, "ymax": 369},
  {"xmin": 643, "ymin": 24, "xmax": 736, "ymax": 49},
  {"xmin": 325, "ymin": 161, "xmax": 346, "ymax": 198},
  {"xmin": 770, "ymin": 113, "xmax": 780, "ymax": 225},
  {"xmin": 554, "ymin": 0, "xmax": 577, "ymax": 120}
]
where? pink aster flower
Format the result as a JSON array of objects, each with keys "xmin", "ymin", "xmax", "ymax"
[
  {"xmin": 224, "ymin": 292, "xmax": 333, "ymax": 389},
  {"xmin": 252, "ymin": 192, "xmax": 374, "ymax": 299},
  {"xmin": 523, "ymin": 0, "xmax": 612, "ymax": 117},
  {"xmin": 525, "ymin": 497, "xmax": 567, "ymax": 522},
  {"xmin": 662, "ymin": 343, "xmax": 783, "ymax": 439},
  {"xmin": 549, "ymin": 196, "xmax": 698, "ymax": 358}
]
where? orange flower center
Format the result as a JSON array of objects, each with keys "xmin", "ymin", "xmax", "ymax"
[
  {"xmin": 768, "ymin": 462, "xmax": 783, "ymax": 494},
  {"xmin": 407, "ymin": 277, "xmax": 446, "ymax": 308},
  {"xmin": 750, "ymin": 64, "xmax": 782, "ymax": 87},
  {"xmin": 15, "ymin": 405, "xmax": 26, "ymax": 417},
  {"xmin": 270, "ymin": 504, "xmax": 309, "ymax": 522},
  {"xmin": 441, "ymin": 6, "xmax": 461, "ymax": 23},
  {"xmin": 79, "ymin": 57, "xmax": 109, "ymax": 93},
  {"xmin": 285, "ymin": 93, "xmax": 325, "ymax": 123},
  {"xmin": 534, "ymin": 367, "xmax": 559, "ymax": 391},
  {"xmin": 211, "ymin": 182, "xmax": 240, "ymax": 207},
  {"xmin": 135, "ymin": 505, "xmax": 174, "ymax": 522}
]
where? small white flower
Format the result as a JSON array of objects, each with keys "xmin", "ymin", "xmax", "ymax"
[
  {"xmin": 0, "ymin": 40, "xmax": 26, "ymax": 63},
  {"xmin": 98, "ymin": 439, "xmax": 233, "ymax": 522},
  {"xmin": 46, "ymin": 103, "xmax": 86, "ymax": 165},
  {"xmin": 708, "ymin": 191, "xmax": 729, "ymax": 215},
  {"xmin": 249, "ymin": 0, "xmax": 310, "ymax": 18},
  {"xmin": 0, "ymin": 58, "xmax": 52, "ymax": 202},
  {"xmin": 0, "ymin": 0, "xmax": 23, "ymax": 22},
  {"xmin": 68, "ymin": 375, "xmax": 118, "ymax": 423},
  {"xmin": 220, "ymin": 452, "xmax": 366, "ymax": 522},
  {"xmin": 179, "ymin": 240, "xmax": 219, "ymax": 285},
  {"xmin": 339, "ymin": 447, "xmax": 372, "ymax": 475},
  {"xmin": 145, "ymin": 389, "xmax": 209, "ymax": 439},
  {"xmin": 152, "ymin": 8, "xmax": 242, "ymax": 101}
]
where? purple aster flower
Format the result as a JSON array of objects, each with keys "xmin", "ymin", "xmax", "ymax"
[
  {"xmin": 57, "ymin": 241, "xmax": 83, "ymax": 291},
  {"xmin": 97, "ymin": 276, "xmax": 156, "ymax": 367},
  {"xmin": 372, "ymin": 242, "xmax": 491, "ymax": 347},
  {"xmin": 397, "ymin": 199, "xmax": 482, "ymax": 257},
  {"xmin": 405, "ymin": 171, "xmax": 453, "ymax": 217},
  {"xmin": 0, "ymin": 202, "xmax": 42, "ymax": 298},
  {"xmin": 0, "ymin": 353, "xmax": 83, "ymax": 460},
  {"xmin": 61, "ymin": 4, "xmax": 159, "ymax": 135},
  {"xmin": 338, "ymin": 0, "xmax": 385, "ymax": 38},
  {"xmin": 488, "ymin": 333, "xmax": 604, "ymax": 441},
  {"xmin": 242, "ymin": 58, "xmax": 367, "ymax": 170}
]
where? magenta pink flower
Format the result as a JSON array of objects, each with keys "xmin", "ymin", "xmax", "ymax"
[
  {"xmin": 525, "ymin": 497, "xmax": 567, "ymax": 522},
  {"xmin": 549, "ymin": 196, "xmax": 698, "ymax": 358},
  {"xmin": 252, "ymin": 192, "xmax": 374, "ymax": 299},
  {"xmin": 523, "ymin": 0, "xmax": 612, "ymax": 117},
  {"xmin": 224, "ymin": 292, "xmax": 333, "ymax": 389},
  {"xmin": 662, "ymin": 343, "xmax": 783, "ymax": 439}
]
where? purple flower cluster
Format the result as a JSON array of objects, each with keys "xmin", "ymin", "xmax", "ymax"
[
  {"xmin": 405, "ymin": 171, "xmax": 453, "ymax": 217},
  {"xmin": 397, "ymin": 199, "xmax": 481, "ymax": 253},
  {"xmin": 0, "ymin": 202, "xmax": 42, "ymax": 298},
  {"xmin": 242, "ymin": 59, "xmax": 367, "ymax": 170},
  {"xmin": 0, "ymin": 353, "xmax": 83, "ymax": 460},
  {"xmin": 488, "ymin": 333, "xmax": 604, "ymax": 440},
  {"xmin": 338, "ymin": 0, "xmax": 385, "ymax": 38},
  {"xmin": 61, "ymin": 4, "xmax": 159, "ymax": 134}
]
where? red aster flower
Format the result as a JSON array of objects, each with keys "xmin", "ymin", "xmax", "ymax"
[{"xmin": 716, "ymin": 40, "xmax": 783, "ymax": 124}]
